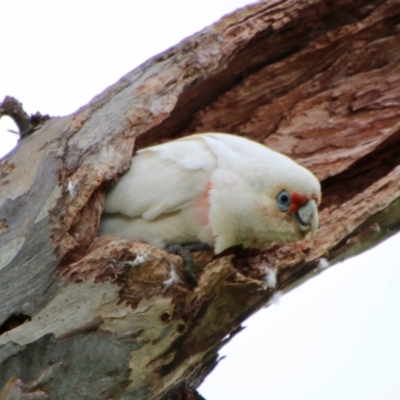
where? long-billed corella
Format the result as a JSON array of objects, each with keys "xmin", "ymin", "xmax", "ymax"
[{"xmin": 100, "ymin": 133, "xmax": 321, "ymax": 284}]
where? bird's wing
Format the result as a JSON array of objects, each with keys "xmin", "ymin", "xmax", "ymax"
[{"xmin": 104, "ymin": 136, "xmax": 217, "ymax": 221}]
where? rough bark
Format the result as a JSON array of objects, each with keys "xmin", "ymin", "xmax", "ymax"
[{"xmin": 1, "ymin": 0, "xmax": 400, "ymax": 398}]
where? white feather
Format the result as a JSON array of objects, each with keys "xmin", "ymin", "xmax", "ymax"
[
  {"xmin": 317, "ymin": 258, "xmax": 330, "ymax": 270},
  {"xmin": 67, "ymin": 180, "xmax": 76, "ymax": 198},
  {"xmin": 163, "ymin": 262, "xmax": 181, "ymax": 289}
]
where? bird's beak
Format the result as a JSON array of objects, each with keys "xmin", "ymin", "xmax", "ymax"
[{"xmin": 296, "ymin": 199, "xmax": 318, "ymax": 245}]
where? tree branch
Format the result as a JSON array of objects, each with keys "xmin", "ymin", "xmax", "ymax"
[
  {"xmin": 1, "ymin": 0, "xmax": 400, "ymax": 398},
  {"xmin": 0, "ymin": 96, "xmax": 49, "ymax": 137}
]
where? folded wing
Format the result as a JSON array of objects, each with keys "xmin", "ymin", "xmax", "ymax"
[{"xmin": 104, "ymin": 136, "xmax": 217, "ymax": 221}]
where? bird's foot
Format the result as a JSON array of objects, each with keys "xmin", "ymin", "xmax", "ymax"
[{"xmin": 166, "ymin": 242, "xmax": 212, "ymax": 287}]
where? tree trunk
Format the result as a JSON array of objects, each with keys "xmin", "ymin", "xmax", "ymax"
[{"xmin": 1, "ymin": 0, "xmax": 400, "ymax": 398}]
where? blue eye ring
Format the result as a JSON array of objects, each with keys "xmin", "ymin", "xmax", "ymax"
[{"xmin": 277, "ymin": 190, "xmax": 291, "ymax": 212}]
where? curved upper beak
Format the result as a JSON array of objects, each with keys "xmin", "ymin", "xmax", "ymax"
[{"xmin": 296, "ymin": 199, "xmax": 318, "ymax": 244}]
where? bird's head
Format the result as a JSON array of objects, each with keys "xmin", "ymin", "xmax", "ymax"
[
  {"xmin": 274, "ymin": 187, "xmax": 320, "ymax": 244},
  {"xmin": 245, "ymin": 152, "xmax": 321, "ymax": 248}
]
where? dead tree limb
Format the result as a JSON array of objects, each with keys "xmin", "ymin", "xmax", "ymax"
[{"xmin": 1, "ymin": 0, "xmax": 400, "ymax": 398}]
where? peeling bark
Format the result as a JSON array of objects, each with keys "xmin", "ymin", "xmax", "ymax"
[{"xmin": 1, "ymin": 0, "xmax": 400, "ymax": 399}]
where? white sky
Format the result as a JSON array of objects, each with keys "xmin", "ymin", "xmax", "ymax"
[{"xmin": 1, "ymin": 1, "xmax": 400, "ymax": 399}]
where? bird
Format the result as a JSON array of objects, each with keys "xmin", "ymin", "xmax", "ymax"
[{"xmin": 100, "ymin": 133, "xmax": 321, "ymax": 283}]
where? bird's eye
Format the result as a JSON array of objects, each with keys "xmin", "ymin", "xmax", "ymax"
[{"xmin": 276, "ymin": 190, "xmax": 291, "ymax": 212}]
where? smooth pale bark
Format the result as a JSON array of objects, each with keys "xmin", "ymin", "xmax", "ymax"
[{"xmin": 1, "ymin": 0, "xmax": 400, "ymax": 399}]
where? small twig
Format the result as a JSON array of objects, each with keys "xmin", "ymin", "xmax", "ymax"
[{"xmin": 0, "ymin": 96, "xmax": 50, "ymax": 138}]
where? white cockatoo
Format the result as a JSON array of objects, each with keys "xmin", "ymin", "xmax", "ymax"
[{"xmin": 100, "ymin": 133, "xmax": 321, "ymax": 258}]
